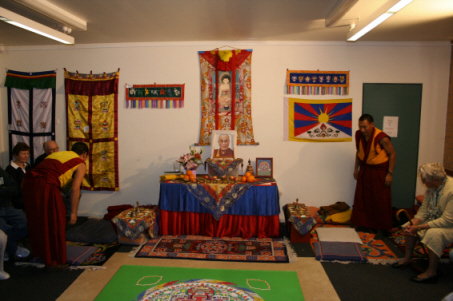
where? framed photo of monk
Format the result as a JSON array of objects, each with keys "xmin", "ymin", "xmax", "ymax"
[
  {"xmin": 256, "ymin": 158, "xmax": 273, "ymax": 178},
  {"xmin": 210, "ymin": 130, "xmax": 237, "ymax": 160}
]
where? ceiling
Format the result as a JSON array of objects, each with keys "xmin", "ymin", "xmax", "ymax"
[{"xmin": 0, "ymin": 0, "xmax": 452, "ymax": 47}]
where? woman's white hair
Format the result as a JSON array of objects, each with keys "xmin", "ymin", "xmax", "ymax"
[{"xmin": 418, "ymin": 162, "xmax": 447, "ymax": 182}]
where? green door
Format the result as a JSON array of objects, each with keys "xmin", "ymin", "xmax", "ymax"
[{"xmin": 363, "ymin": 83, "xmax": 422, "ymax": 208}]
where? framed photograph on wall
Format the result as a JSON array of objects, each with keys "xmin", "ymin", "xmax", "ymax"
[
  {"xmin": 210, "ymin": 130, "xmax": 237, "ymax": 160},
  {"xmin": 256, "ymin": 158, "xmax": 273, "ymax": 178}
]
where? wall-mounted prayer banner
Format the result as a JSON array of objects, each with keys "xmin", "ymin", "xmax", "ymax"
[
  {"xmin": 287, "ymin": 70, "xmax": 349, "ymax": 95},
  {"xmin": 65, "ymin": 69, "xmax": 119, "ymax": 191},
  {"xmin": 125, "ymin": 84, "xmax": 184, "ymax": 109},
  {"xmin": 285, "ymin": 98, "xmax": 352, "ymax": 142},
  {"xmin": 4, "ymin": 69, "xmax": 56, "ymax": 165},
  {"xmin": 198, "ymin": 49, "xmax": 257, "ymax": 145}
]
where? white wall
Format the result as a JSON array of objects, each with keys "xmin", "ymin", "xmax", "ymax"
[{"xmin": 0, "ymin": 41, "xmax": 450, "ymax": 219}]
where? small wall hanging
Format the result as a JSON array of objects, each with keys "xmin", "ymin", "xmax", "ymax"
[
  {"xmin": 4, "ymin": 69, "xmax": 56, "ymax": 165},
  {"xmin": 65, "ymin": 69, "xmax": 120, "ymax": 191},
  {"xmin": 125, "ymin": 83, "xmax": 185, "ymax": 109},
  {"xmin": 286, "ymin": 70, "xmax": 349, "ymax": 95},
  {"xmin": 285, "ymin": 98, "xmax": 352, "ymax": 142}
]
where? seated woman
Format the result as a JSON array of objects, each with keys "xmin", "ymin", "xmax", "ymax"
[
  {"xmin": 392, "ymin": 162, "xmax": 453, "ymax": 283},
  {"xmin": 6, "ymin": 142, "xmax": 31, "ymax": 210}
]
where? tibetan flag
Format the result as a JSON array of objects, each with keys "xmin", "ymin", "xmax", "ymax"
[{"xmin": 288, "ymin": 98, "xmax": 352, "ymax": 142}]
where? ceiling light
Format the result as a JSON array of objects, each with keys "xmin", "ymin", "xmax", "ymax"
[
  {"xmin": 14, "ymin": 0, "xmax": 87, "ymax": 31},
  {"xmin": 0, "ymin": 7, "xmax": 74, "ymax": 44},
  {"xmin": 347, "ymin": 0, "xmax": 413, "ymax": 42}
]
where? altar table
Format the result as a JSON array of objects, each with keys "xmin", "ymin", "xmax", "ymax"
[{"xmin": 158, "ymin": 178, "xmax": 280, "ymax": 238}]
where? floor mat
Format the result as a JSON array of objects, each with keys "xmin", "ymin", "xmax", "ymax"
[
  {"xmin": 310, "ymin": 225, "xmax": 398, "ymax": 264},
  {"xmin": 135, "ymin": 235, "xmax": 289, "ymax": 263},
  {"xmin": 95, "ymin": 265, "xmax": 304, "ymax": 301}
]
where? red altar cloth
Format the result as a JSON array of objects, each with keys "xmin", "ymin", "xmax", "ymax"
[{"xmin": 159, "ymin": 210, "xmax": 280, "ymax": 239}]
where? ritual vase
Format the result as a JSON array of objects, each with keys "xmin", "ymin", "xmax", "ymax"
[{"xmin": 184, "ymin": 167, "xmax": 197, "ymax": 177}]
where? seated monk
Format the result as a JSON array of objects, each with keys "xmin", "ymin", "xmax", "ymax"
[{"xmin": 213, "ymin": 134, "xmax": 234, "ymax": 159}]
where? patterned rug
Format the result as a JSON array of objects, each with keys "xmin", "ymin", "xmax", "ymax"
[
  {"xmin": 310, "ymin": 225, "xmax": 398, "ymax": 264},
  {"xmin": 135, "ymin": 235, "xmax": 289, "ymax": 263},
  {"xmin": 27, "ymin": 241, "xmax": 120, "ymax": 268},
  {"xmin": 387, "ymin": 227, "xmax": 453, "ymax": 259}
]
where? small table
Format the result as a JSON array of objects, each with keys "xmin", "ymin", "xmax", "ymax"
[
  {"xmin": 284, "ymin": 203, "xmax": 317, "ymax": 243},
  {"xmin": 112, "ymin": 207, "xmax": 157, "ymax": 244}
]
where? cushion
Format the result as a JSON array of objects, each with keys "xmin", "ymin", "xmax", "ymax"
[
  {"xmin": 325, "ymin": 209, "xmax": 352, "ymax": 224},
  {"xmin": 66, "ymin": 219, "xmax": 118, "ymax": 244},
  {"xmin": 313, "ymin": 241, "xmax": 368, "ymax": 262},
  {"xmin": 66, "ymin": 245, "xmax": 98, "ymax": 266},
  {"xmin": 316, "ymin": 227, "xmax": 362, "ymax": 244}
]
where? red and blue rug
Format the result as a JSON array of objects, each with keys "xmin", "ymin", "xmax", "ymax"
[{"xmin": 135, "ymin": 235, "xmax": 289, "ymax": 263}]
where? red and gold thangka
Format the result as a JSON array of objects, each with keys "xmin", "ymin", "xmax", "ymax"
[
  {"xmin": 198, "ymin": 49, "xmax": 257, "ymax": 145},
  {"xmin": 65, "ymin": 69, "xmax": 119, "ymax": 191}
]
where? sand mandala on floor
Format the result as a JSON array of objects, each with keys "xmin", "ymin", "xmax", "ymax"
[{"xmin": 134, "ymin": 279, "xmax": 264, "ymax": 301}]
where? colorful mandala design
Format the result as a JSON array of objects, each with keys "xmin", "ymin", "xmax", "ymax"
[{"xmin": 135, "ymin": 279, "xmax": 264, "ymax": 301}]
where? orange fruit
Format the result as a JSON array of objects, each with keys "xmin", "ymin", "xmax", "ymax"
[
  {"xmin": 186, "ymin": 170, "xmax": 193, "ymax": 176},
  {"xmin": 247, "ymin": 175, "xmax": 255, "ymax": 182},
  {"xmin": 189, "ymin": 175, "xmax": 196, "ymax": 182},
  {"xmin": 241, "ymin": 176, "xmax": 247, "ymax": 183},
  {"xmin": 183, "ymin": 175, "xmax": 190, "ymax": 181},
  {"xmin": 244, "ymin": 172, "xmax": 251, "ymax": 177}
]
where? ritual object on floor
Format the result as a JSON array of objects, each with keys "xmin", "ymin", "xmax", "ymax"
[
  {"xmin": 284, "ymin": 97, "xmax": 352, "ymax": 142},
  {"xmin": 125, "ymin": 83, "xmax": 185, "ymax": 108},
  {"xmin": 4, "ymin": 69, "xmax": 56, "ymax": 165},
  {"xmin": 65, "ymin": 69, "xmax": 120, "ymax": 191},
  {"xmin": 198, "ymin": 48, "xmax": 257, "ymax": 145},
  {"xmin": 112, "ymin": 206, "xmax": 158, "ymax": 245},
  {"xmin": 286, "ymin": 69, "xmax": 349, "ymax": 95}
]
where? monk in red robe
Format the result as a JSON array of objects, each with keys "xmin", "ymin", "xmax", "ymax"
[
  {"xmin": 351, "ymin": 114, "xmax": 396, "ymax": 231},
  {"xmin": 23, "ymin": 142, "xmax": 88, "ymax": 270}
]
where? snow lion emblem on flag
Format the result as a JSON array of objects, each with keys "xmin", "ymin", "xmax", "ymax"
[{"xmin": 288, "ymin": 98, "xmax": 352, "ymax": 142}]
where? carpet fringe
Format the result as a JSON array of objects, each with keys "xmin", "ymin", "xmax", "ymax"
[
  {"xmin": 367, "ymin": 259, "xmax": 399, "ymax": 265},
  {"xmin": 69, "ymin": 265, "xmax": 106, "ymax": 270},
  {"xmin": 14, "ymin": 262, "xmax": 45, "ymax": 269},
  {"xmin": 128, "ymin": 241, "xmax": 147, "ymax": 258},
  {"xmin": 283, "ymin": 237, "xmax": 298, "ymax": 263}
]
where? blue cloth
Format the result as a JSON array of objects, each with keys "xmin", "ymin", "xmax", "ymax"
[{"xmin": 159, "ymin": 182, "xmax": 280, "ymax": 217}]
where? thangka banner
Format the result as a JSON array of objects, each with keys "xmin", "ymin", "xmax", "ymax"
[
  {"xmin": 125, "ymin": 84, "xmax": 185, "ymax": 109},
  {"xmin": 287, "ymin": 70, "xmax": 349, "ymax": 95},
  {"xmin": 287, "ymin": 98, "xmax": 352, "ymax": 142},
  {"xmin": 4, "ymin": 70, "xmax": 56, "ymax": 165},
  {"xmin": 198, "ymin": 49, "xmax": 257, "ymax": 145},
  {"xmin": 65, "ymin": 69, "xmax": 119, "ymax": 191}
]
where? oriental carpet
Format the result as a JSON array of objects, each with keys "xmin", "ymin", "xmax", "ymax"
[
  {"xmin": 387, "ymin": 227, "xmax": 453, "ymax": 259},
  {"xmin": 95, "ymin": 265, "xmax": 304, "ymax": 301},
  {"xmin": 135, "ymin": 235, "xmax": 289, "ymax": 263}
]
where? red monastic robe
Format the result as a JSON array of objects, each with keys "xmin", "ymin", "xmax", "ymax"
[
  {"xmin": 350, "ymin": 127, "xmax": 393, "ymax": 230},
  {"xmin": 23, "ymin": 151, "xmax": 84, "ymax": 266}
]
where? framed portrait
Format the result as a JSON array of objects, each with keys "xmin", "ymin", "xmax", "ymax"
[
  {"xmin": 210, "ymin": 130, "xmax": 237, "ymax": 160},
  {"xmin": 256, "ymin": 158, "xmax": 273, "ymax": 178}
]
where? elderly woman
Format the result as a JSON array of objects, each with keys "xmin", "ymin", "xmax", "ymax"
[{"xmin": 392, "ymin": 162, "xmax": 453, "ymax": 283}]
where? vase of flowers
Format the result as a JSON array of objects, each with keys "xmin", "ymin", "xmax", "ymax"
[{"xmin": 176, "ymin": 146, "xmax": 203, "ymax": 176}]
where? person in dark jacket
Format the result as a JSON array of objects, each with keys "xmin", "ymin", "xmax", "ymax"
[
  {"xmin": 5, "ymin": 142, "xmax": 31, "ymax": 210},
  {"xmin": 0, "ymin": 166, "xmax": 29, "ymax": 262}
]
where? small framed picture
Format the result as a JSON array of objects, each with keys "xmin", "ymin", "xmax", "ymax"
[
  {"xmin": 210, "ymin": 130, "xmax": 237, "ymax": 160},
  {"xmin": 256, "ymin": 158, "xmax": 273, "ymax": 178}
]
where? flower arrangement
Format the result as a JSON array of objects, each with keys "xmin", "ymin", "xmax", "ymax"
[{"xmin": 177, "ymin": 146, "xmax": 203, "ymax": 170}]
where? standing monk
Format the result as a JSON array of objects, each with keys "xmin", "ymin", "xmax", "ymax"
[
  {"xmin": 23, "ymin": 142, "xmax": 88, "ymax": 270},
  {"xmin": 351, "ymin": 114, "xmax": 396, "ymax": 231}
]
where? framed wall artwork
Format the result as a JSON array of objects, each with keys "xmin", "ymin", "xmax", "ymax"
[
  {"xmin": 210, "ymin": 130, "xmax": 237, "ymax": 160},
  {"xmin": 256, "ymin": 158, "xmax": 273, "ymax": 178}
]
